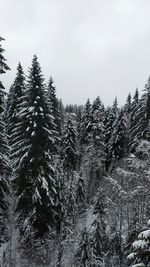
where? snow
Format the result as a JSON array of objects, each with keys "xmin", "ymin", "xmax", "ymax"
[
  {"xmin": 132, "ymin": 264, "xmax": 145, "ymax": 267},
  {"xmin": 138, "ymin": 229, "xmax": 150, "ymax": 240},
  {"xmin": 132, "ymin": 239, "xmax": 148, "ymax": 250},
  {"xmin": 127, "ymin": 252, "xmax": 136, "ymax": 260}
]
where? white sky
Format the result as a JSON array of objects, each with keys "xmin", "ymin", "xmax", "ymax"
[{"xmin": 1, "ymin": 0, "xmax": 150, "ymax": 106}]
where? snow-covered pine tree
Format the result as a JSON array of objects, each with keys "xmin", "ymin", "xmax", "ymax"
[
  {"xmin": 6, "ymin": 63, "xmax": 26, "ymax": 148},
  {"xmin": 129, "ymin": 88, "xmax": 139, "ymax": 152},
  {"xmin": 0, "ymin": 36, "xmax": 10, "ymax": 245},
  {"xmin": 13, "ymin": 56, "xmax": 60, "ymax": 243},
  {"xmin": 90, "ymin": 96, "xmax": 105, "ymax": 161},
  {"xmin": 109, "ymin": 108, "xmax": 127, "ymax": 161},
  {"xmin": 76, "ymin": 171, "xmax": 85, "ymax": 206},
  {"xmin": 61, "ymin": 118, "xmax": 77, "ymax": 172},
  {"xmin": 48, "ymin": 76, "xmax": 62, "ymax": 146},
  {"xmin": 91, "ymin": 188, "xmax": 108, "ymax": 265},
  {"xmin": 80, "ymin": 98, "xmax": 92, "ymax": 145},
  {"xmin": 105, "ymin": 98, "xmax": 118, "ymax": 170},
  {"xmin": 128, "ymin": 219, "xmax": 150, "ymax": 267},
  {"xmin": 130, "ymin": 78, "xmax": 150, "ymax": 148},
  {"xmin": 75, "ymin": 228, "xmax": 91, "ymax": 267},
  {"xmin": 108, "ymin": 231, "xmax": 124, "ymax": 267},
  {"xmin": 124, "ymin": 93, "xmax": 132, "ymax": 114}
]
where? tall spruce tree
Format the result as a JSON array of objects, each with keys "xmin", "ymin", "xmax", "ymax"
[
  {"xmin": 48, "ymin": 76, "xmax": 62, "ymax": 146},
  {"xmin": 13, "ymin": 56, "xmax": 61, "ymax": 242},
  {"xmin": 128, "ymin": 219, "xmax": 150, "ymax": 267},
  {"xmin": 105, "ymin": 98, "xmax": 118, "ymax": 170},
  {"xmin": 0, "ymin": 37, "xmax": 10, "ymax": 244},
  {"xmin": 131, "ymin": 78, "xmax": 150, "ymax": 147},
  {"xmin": 129, "ymin": 88, "xmax": 139, "ymax": 152},
  {"xmin": 109, "ymin": 109, "xmax": 127, "ymax": 160},
  {"xmin": 6, "ymin": 63, "xmax": 26, "ymax": 148},
  {"xmin": 75, "ymin": 228, "xmax": 91, "ymax": 267},
  {"xmin": 80, "ymin": 99, "xmax": 92, "ymax": 145},
  {"xmin": 91, "ymin": 188, "xmax": 108, "ymax": 265},
  {"xmin": 61, "ymin": 118, "xmax": 77, "ymax": 171},
  {"xmin": 90, "ymin": 96, "xmax": 105, "ymax": 159}
]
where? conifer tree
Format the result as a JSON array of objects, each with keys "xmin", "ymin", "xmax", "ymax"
[
  {"xmin": 61, "ymin": 118, "xmax": 77, "ymax": 171},
  {"xmin": 109, "ymin": 109, "xmax": 127, "ymax": 160},
  {"xmin": 75, "ymin": 228, "xmax": 91, "ymax": 267},
  {"xmin": 80, "ymin": 99, "xmax": 92, "ymax": 145},
  {"xmin": 48, "ymin": 77, "xmax": 62, "ymax": 144},
  {"xmin": 125, "ymin": 93, "xmax": 132, "ymax": 114},
  {"xmin": 76, "ymin": 171, "xmax": 85, "ymax": 206},
  {"xmin": 0, "ymin": 37, "xmax": 10, "ymax": 244},
  {"xmin": 131, "ymin": 78, "xmax": 150, "ymax": 147},
  {"xmin": 91, "ymin": 96, "xmax": 105, "ymax": 159},
  {"xmin": 105, "ymin": 98, "xmax": 118, "ymax": 170},
  {"xmin": 91, "ymin": 188, "xmax": 108, "ymax": 265},
  {"xmin": 129, "ymin": 88, "xmax": 139, "ymax": 152},
  {"xmin": 128, "ymin": 219, "xmax": 150, "ymax": 267},
  {"xmin": 13, "ymin": 56, "xmax": 60, "ymax": 242},
  {"xmin": 6, "ymin": 63, "xmax": 26, "ymax": 148}
]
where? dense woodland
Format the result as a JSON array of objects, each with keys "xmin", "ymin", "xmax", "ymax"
[{"xmin": 1, "ymin": 37, "xmax": 150, "ymax": 267}]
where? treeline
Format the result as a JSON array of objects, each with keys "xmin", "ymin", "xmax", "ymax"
[{"xmin": 1, "ymin": 37, "xmax": 150, "ymax": 266}]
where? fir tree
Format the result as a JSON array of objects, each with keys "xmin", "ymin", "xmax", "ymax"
[
  {"xmin": 61, "ymin": 118, "xmax": 77, "ymax": 171},
  {"xmin": 91, "ymin": 188, "xmax": 108, "ymax": 265},
  {"xmin": 0, "ymin": 36, "xmax": 10, "ymax": 244},
  {"xmin": 109, "ymin": 109, "xmax": 127, "ymax": 160},
  {"xmin": 48, "ymin": 77, "xmax": 62, "ymax": 144},
  {"xmin": 129, "ymin": 88, "xmax": 139, "ymax": 152},
  {"xmin": 75, "ymin": 228, "xmax": 91, "ymax": 267},
  {"xmin": 13, "ymin": 56, "xmax": 60, "ymax": 242},
  {"xmin": 105, "ymin": 98, "xmax": 118, "ymax": 170},
  {"xmin": 130, "ymin": 79, "xmax": 150, "ymax": 149},
  {"xmin": 90, "ymin": 96, "xmax": 105, "ymax": 160},
  {"xmin": 128, "ymin": 219, "xmax": 150, "ymax": 267},
  {"xmin": 6, "ymin": 62, "xmax": 26, "ymax": 148},
  {"xmin": 80, "ymin": 99, "xmax": 92, "ymax": 145},
  {"xmin": 76, "ymin": 171, "xmax": 85, "ymax": 206}
]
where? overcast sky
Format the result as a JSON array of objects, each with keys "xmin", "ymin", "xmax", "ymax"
[{"xmin": 1, "ymin": 0, "xmax": 150, "ymax": 106}]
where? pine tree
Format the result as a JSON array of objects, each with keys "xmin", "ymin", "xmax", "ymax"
[
  {"xmin": 128, "ymin": 219, "xmax": 150, "ymax": 267},
  {"xmin": 61, "ymin": 118, "xmax": 77, "ymax": 171},
  {"xmin": 105, "ymin": 98, "xmax": 118, "ymax": 170},
  {"xmin": 129, "ymin": 88, "xmax": 139, "ymax": 152},
  {"xmin": 91, "ymin": 188, "xmax": 108, "ymax": 265},
  {"xmin": 48, "ymin": 77, "xmax": 62, "ymax": 146},
  {"xmin": 75, "ymin": 228, "xmax": 91, "ymax": 267},
  {"xmin": 76, "ymin": 171, "xmax": 85, "ymax": 206},
  {"xmin": 0, "ymin": 37, "xmax": 10, "ymax": 244},
  {"xmin": 90, "ymin": 96, "xmax": 105, "ymax": 160},
  {"xmin": 125, "ymin": 93, "xmax": 132, "ymax": 114},
  {"xmin": 80, "ymin": 99, "xmax": 92, "ymax": 145},
  {"xmin": 109, "ymin": 109, "xmax": 127, "ymax": 160},
  {"xmin": 13, "ymin": 56, "xmax": 60, "ymax": 242},
  {"xmin": 6, "ymin": 63, "xmax": 26, "ymax": 148},
  {"xmin": 130, "ymin": 79, "xmax": 150, "ymax": 149}
]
